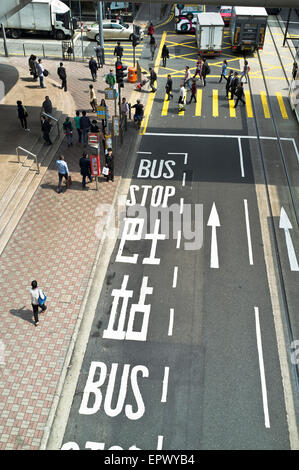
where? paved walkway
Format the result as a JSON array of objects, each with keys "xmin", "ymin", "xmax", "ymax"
[{"xmin": 0, "ymin": 56, "xmax": 138, "ymax": 450}]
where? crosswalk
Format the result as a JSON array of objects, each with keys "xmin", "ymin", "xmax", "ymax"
[
  {"xmin": 159, "ymin": 88, "xmax": 290, "ymax": 120},
  {"xmin": 102, "ymin": 43, "xmax": 144, "ymax": 67}
]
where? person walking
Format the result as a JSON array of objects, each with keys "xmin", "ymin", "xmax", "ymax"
[
  {"xmin": 148, "ymin": 22, "xmax": 154, "ymax": 37},
  {"xmin": 121, "ymin": 97, "xmax": 130, "ymax": 130},
  {"xmin": 89, "ymin": 56, "xmax": 98, "ymax": 81},
  {"xmin": 229, "ymin": 71, "xmax": 239, "ymax": 100},
  {"xmin": 63, "ymin": 116, "xmax": 73, "ymax": 147},
  {"xmin": 165, "ymin": 74, "xmax": 173, "ymax": 100},
  {"xmin": 149, "ymin": 35, "xmax": 157, "ymax": 61},
  {"xmin": 57, "ymin": 62, "xmax": 67, "ymax": 91},
  {"xmin": 234, "ymin": 82, "xmax": 246, "ymax": 108},
  {"xmin": 41, "ymin": 115, "xmax": 52, "ymax": 145},
  {"xmin": 17, "ymin": 101, "xmax": 30, "ymax": 131},
  {"xmin": 161, "ymin": 44, "xmax": 169, "ymax": 67},
  {"xmin": 292, "ymin": 61, "xmax": 298, "ymax": 80},
  {"xmin": 114, "ymin": 41, "xmax": 124, "ymax": 59},
  {"xmin": 29, "ymin": 54, "xmax": 38, "ymax": 80},
  {"xmin": 74, "ymin": 110, "xmax": 82, "ymax": 144},
  {"xmin": 225, "ymin": 70, "xmax": 233, "ymax": 98},
  {"xmin": 201, "ymin": 58, "xmax": 210, "ymax": 87},
  {"xmin": 56, "ymin": 155, "xmax": 70, "ymax": 193},
  {"xmin": 30, "ymin": 280, "xmax": 47, "ymax": 326},
  {"xmin": 37, "ymin": 58, "xmax": 45, "ymax": 88},
  {"xmin": 89, "ymin": 84, "xmax": 97, "ymax": 112},
  {"xmin": 193, "ymin": 56, "xmax": 204, "ymax": 85},
  {"xmin": 42, "ymin": 96, "xmax": 52, "ymax": 115},
  {"xmin": 94, "ymin": 42, "xmax": 104, "ymax": 68},
  {"xmin": 105, "ymin": 69, "xmax": 116, "ymax": 89},
  {"xmin": 79, "ymin": 151, "xmax": 93, "ymax": 188},
  {"xmin": 131, "ymin": 99, "xmax": 144, "ymax": 129},
  {"xmin": 188, "ymin": 79, "xmax": 197, "ymax": 104},
  {"xmin": 104, "ymin": 148, "xmax": 114, "ymax": 182},
  {"xmin": 99, "ymin": 98, "xmax": 107, "ymax": 130},
  {"xmin": 90, "ymin": 119, "xmax": 100, "ymax": 133},
  {"xmin": 240, "ymin": 60, "xmax": 249, "ymax": 84},
  {"xmin": 80, "ymin": 110, "xmax": 91, "ymax": 146},
  {"xmin": 184, "ymin": 66, "xmax": 192, "ymax": 91},
  {"xmin": 178, "ymin": 83, "xmax": 186, "ymax": 111},
  {"xmin": 149, "ymin": 67, "xmax": 157, "ymax": 92},
  {"xmin": 219, "ymin": 59, "xmax": 227, "ymax": 83}
]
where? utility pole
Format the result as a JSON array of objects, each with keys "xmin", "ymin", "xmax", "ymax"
[
  {"xmin": 1, "ymin": 24, "xmax": 9, "ymax": 57},
  {"xmin": 283, "ymin": 8, "xmax": 292, "ymax": 47},
  {"xmin": 98, "ymin": 1, "xmax": 105, "ymax": 64}
]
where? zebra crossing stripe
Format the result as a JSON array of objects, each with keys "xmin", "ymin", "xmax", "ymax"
[
  {"xmin": 260, "ymin": 91, "xmax": 271, "ymax": 119},
  {"xmin": 276, "ymin": 92, "xmax": 288, "ymax": 119},
  {"xmin": 195, "ymin": 89, "xmax": 202, "ymax": 116}
]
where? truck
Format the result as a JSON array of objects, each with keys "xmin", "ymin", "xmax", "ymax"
[
  {"xmin": 230, "ymin": 6, "xmax": 268, "ymax": 52},
  {"xmin": 3, "ymin": 0, "xmax": 76, "ymax": 40},
  {"xmin": 195, "ymin": 12, "xmax": 224, "ymax": 56}
]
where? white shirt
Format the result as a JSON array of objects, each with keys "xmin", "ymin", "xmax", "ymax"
[
  {"xmin": 30, "ymin": 287, "xmax": 45, "ymax": 305},
  {"xmin": 180, "ymin": 86, "xmax": 186, "ymax": 99}
]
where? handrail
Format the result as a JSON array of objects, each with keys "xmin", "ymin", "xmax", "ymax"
[
  {"xmin": 16, "ymin": 146, "xmax": 39, "ymax": 174},
  {"xmin": 41, "ymin": 112, "xmax": 60, "ymax": 137}
]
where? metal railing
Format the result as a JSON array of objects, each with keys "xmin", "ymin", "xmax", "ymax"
[
  {"xmin": 16, "ymin": 146, "xmax": 39, "ymax": 174},
  {"xmin": 41, "ymin": 112, "xmax": 60, "ymax": 138}
]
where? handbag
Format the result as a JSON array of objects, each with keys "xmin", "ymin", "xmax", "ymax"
[
  {"xmin": 38, "ymin": 290, "xmax": 47, "ymax": 306},
  {"xmin": 43, "ymin": 69, "xmax": 49, "ymax": 77},
  {"xmin": 66, "ymin": 175, "xmax": 72, "ymax": 187},
  {"xmin": 102, "ymin": 166, "xmax": 109, "ymax": 176}
]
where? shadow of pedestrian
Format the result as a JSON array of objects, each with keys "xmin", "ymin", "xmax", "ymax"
[{"xmin": 10, "ymin": 306, "xmax": 35, "ymax": 325}]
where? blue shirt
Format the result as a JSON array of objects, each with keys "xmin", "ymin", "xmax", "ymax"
[
  {"xmin": 222, "ymin": 64, "xmax": 227, "ymax": 75},
  {"xmin": 56, "ymin": 159, "xmax": 69, "ymax": 175}
]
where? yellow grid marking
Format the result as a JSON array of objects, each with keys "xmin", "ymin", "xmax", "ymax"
[{"xmin": 276, "ymin": 92, "xmax": 288, "ymax": 119}]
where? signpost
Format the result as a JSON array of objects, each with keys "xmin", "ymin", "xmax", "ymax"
[
  {"xmin": 88, "ymin": 132, "xmax": 100, "ymax": 191},
  {"xmin": 112, "ymin": 116, "xmax": 119, "ymax": 137}
]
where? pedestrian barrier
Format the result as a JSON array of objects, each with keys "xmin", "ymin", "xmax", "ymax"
[{"xmin": 16, "ymin": 146, "xmax": 39, "ymax": 174}]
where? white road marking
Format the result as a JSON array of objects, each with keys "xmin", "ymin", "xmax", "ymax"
[
  {"xmin": 279, "ymin": 207, "xmax": 299, "ymax": 271},
  {"xmin": 238, "ymin": 137, "xmax": 245, "ymax": 178},
  {"xmin": 168, "ymin": 308, "xmax": 174, "ymax": 336},
  {"xmin": 176, "ymin": 230, "xmax": 181, "ymax": 249},
  {"xmin": 157, "ymin": 435, "xmax": 164, "ymax": 450},
  {"xmin": 182, "ymin": 172, "xmax": 186, "ymax": 187},
  {"xmin": 137, "ymin": 151, "xmax": 152, "ymax": 154},
  {"xmin": 207, "ymin": 203, "xmax": 220, "ymax": 269},
  {"xmin": 180, "ymin": 198, "xmax": 184, "ymax": 215},
  {"xmin": 161, "ymin": 367, "xmax": 170, "ymax": 403},
  {"xmin": 244, "ymin": 199, "xmax": 254, "ymax": 265},
  {"xmin": 254, "ymin": 306, "xmax": 270, "ymax": 429},
  {"xmin": 168, "ymin": 152, "xmax": 188, "ymax": 165},
  {"xmin": 172, "ymin": 266, "xmax": 178, "ymax": 288}
]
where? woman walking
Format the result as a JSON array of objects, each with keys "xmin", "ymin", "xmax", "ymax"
[
  {"xmin": 188, "ymin": 79, "xmax": 197, "ymax": 104},
  {"xmin": 240, "ymin": 60, "xmax": 249, "ymax": 84},
  {"xmin": 30, "ymin": 280, "xmax": 47, "ymax": 326},
  {"xmin": 17, "ymin": 100, "xmax": 30, "ymax": 131},
  {"xmin": 193, "ymin": 56, "xmax": 203, "ymax": 85}
]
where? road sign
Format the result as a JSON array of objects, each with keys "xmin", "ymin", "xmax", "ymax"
[
  {"xmin": 97, "ymin": 106, "xmax": 106, "ymax": 119},
  {"xmin": 90, "ymin": 154, "xmax": 101, "ymax": 176},
  {"xmin": 112, "ymin": 116, "xmax": 119, "ymax": 136},
  {"xmin": 105, "ymin": 134, "xmax": 112, "ymax": 149},
  {"xmin": 105, "ymin": 87, "xmax": 117, "ymax": 100}
]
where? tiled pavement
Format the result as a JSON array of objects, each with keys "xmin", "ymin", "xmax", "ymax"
[{"xmin": 0, "ymin": 56, "xmax": 139, "ymax": 449}]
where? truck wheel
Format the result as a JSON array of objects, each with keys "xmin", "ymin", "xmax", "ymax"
[
  {"xmin": 11, "ymin": 29, "xmax": 22, "ymax": 39},
  {"xmin": 56, "ymin": 30, "xmax": 65, "ymax": 40}
]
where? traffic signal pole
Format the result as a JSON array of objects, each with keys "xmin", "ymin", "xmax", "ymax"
[{"xmin": 98, "ymin": 1, "xmax": 105, "ymax": 63}]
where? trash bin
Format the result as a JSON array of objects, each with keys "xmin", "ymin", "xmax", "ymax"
[{"xmin": 128, "ymin": 66, "xmax": 137, "ymax": 83}]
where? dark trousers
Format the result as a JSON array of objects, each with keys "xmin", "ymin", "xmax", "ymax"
[
  {"xmin": 90, "ymin": 70, "xmax": 97, "ymax": 81},
  {"xmin": 61, "ymin": 77, "xmax": 67, "ymax": 91},
  {"xmin": 189, "ymin": 93, "xmax": 197, "ymax": 103},
  {"xmin": 82, "ymin": 129, "xmax": 88, "ymax": 144},
  {"xmin": 43, "ymin": 132, "xmax": 52, "ymax": 145},
  {"xmin": 76, "ymin": 128, "xmax": 82, "ymax": 143},
  {"xmin": 219, "ymin": 74, "xmax": 227, "ymax": 83},
  {"xmin": 82, "ymin": 172, "xmax": 92, "ymax": 187},
  {"xmin": 202, "ymin": 74, "xmax": 207, "ymax": 86},
  {"xmin": 234, "ymin": 96, "xmax": 246, "ymax": 107},
  {"xmin": 32, "ymin": 303, "xmax": 46, "ymax": 324},
  {"xmin": 19, "ymin": 117, "xmax": 28, "ymax": 129},
  {"xmin": 230, "ymin": 88, "xmax": 237, "ymax": 100},
  {"xmin": 162, "ymin": 57, "xmax": 167, "ymax": 67},
  {"xmin": 58, "ymin": 172, "xmax": 68, "ymax": 192}
]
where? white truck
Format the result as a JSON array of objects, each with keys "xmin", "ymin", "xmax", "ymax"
[
  {"xmin": 195, "ymin": 12, "xmax": 224, "ymax": 56},
  {"xmin": 3, "ymin": 0, "xmax": 76, "ymax": 40}
]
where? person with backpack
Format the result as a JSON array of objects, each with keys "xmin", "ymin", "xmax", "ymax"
[
  {"xmin": 202, "ymin": 58, "xmax": 210, "ymax": 87},
  {"xmin": 30, "ymin": 280, "xmax": 47, "ymax": 326},
  {"xmin": 57, "ymin": 62, "xmax": 67, "ymax": 91},
  {"xmin": 89, "ymin": 56, "xmax": 98, "ymax": 81},
  {"xmin": 219, "ymin": 60, "xmax": 227, "ymax": 83},
  {"xmin": 161, "ymin": 45, "xmax": 169, "ymax": 67},
  {"xmin": 17, "ymin": 100, "xmax": 30, "ymax": 131},
  {"xmin": 105, "ymin": 69, "xmax": 116, "ymax": 89},
  {"xmin": 149, "ymin": 67, "xmax": 157, "ymax": 92}
]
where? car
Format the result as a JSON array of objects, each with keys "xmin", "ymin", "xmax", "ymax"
[
  {"xmin": 219, "ymin": 6, "xmax": 232, "ymax": 25},
  {"xmin": 86, "ymin": 20, "xmax": 144, "ymax": 42}
]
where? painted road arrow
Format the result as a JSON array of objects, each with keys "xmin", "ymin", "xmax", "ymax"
[
  {"xmin": 279, "ymin": 207, "xmax": 299, "ymax": 272},
  {"xmin": 207, "ymin": 203, "xmax": 220, "ymax": 269}
]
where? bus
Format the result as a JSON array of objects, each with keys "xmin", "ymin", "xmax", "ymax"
[
  {"xmin": 289, "ymin": 53, "xmax": 299, "ymax": 122},
  {"xmin": 175, "ymin": 3, "xmax": 204, "ymax": 33}
]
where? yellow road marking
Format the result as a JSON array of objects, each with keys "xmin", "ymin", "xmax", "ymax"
[
  {"xmin": 195, "ymin": 89, "xmax": 202, "ymax": 116},
  {"xmin": 244, "ymin": 90, "xmax": 253, "ymax": 118},
  {"xmin": 213, "ymin": 89, "xmax": 218, "ymax": 117},
  {"xmin": 260, "ymin": 91, "xmax": 270, "ymax": 118},
  {"xmin": 161, "ymin": 94, "xmax": 170, "ymax": 116},
  {"xmin": 276, "ymin": 92, "xmax": 288, "ymax": 119},
  {"xmin": 229, "ymin": 96, "xmax": 236, "ymax": 117}
]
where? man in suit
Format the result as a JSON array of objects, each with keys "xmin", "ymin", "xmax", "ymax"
[
  {"xmin": 79, "ymin": 152, "xmax": 92, "ymax": 188},
  {"xmin": 229, "ymin": 71, "xmax": 239, "ymax": 100}
]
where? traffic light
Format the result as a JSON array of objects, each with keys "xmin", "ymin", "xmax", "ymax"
[
  {"xmin": 131, "ymin": 33, "xmax": 140, "ymax": 48},
  {"xmin": 115, "ymin": 59, "xmax": 127, "ymax": 88}
]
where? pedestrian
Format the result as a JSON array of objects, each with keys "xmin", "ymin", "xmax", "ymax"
[
  {"xmin": 184, "ymin": 66, "xmax": 192, "ymax": 91},
  {"xmin": 94, "ymin": 42, "xmax": 104, "ymax": 68},
  {"xmin": 57, "ymin": 62, "xmax": 67, "ymax": 91},
  {"xmin": 178, "ymin": 83, "xmax": 186, "ymax": 110},
  {"xmin": 79, "ymin": 110, "xmax": 91, "ymax": 146},
  {"xmin": 201, "ymin": 58, "xmax": 210, "ymax": 87},
  {"xmin": 114, "ymin": 41, "xmax": 123, "ymax": 59},
  {"xmin": 17, "ymin": 100, "xmax": 30, "ymax": 131},
  {"xmin": 219, "ymin": 59, "xmax": 227, "ymax": 83},
  {"xmin": 30, "ymin": 280, "xmax": 47, "ymax": 326},
  {"xmin": 99, "ymin": 98, "xmax": 107, "ymax": 130},
  {"xmin": 121, "ymin": 97, "xmax": 129, "ymax": 130},
  {"xmin": 89, "ymin": 56, "xmax": 98, "ymax": 81},
  {"xmin": 240, "ymin": 60, "xmax": 249, "ymax": 84},
  {"xmin": 149, "ymin": 67, "xmax": 157, "ymax": 92},
  {"xmin": 74, "ymin": 110, "xmax": 82, "ymax": 144},
  {"xmin": 56, "ymin": 155, "xmax": 70, "ymax": 193},
  {"xmin": 42, "ymin": 96, "xmax": 53, "ymax": 115},
  {"xmin": 229, "ymin": 71, "xmax": 239, "ymax": 100},
  {"xmin": 188, "ymin": 79, "xmax": 197, "ymax": 104},
  {"xmin": 165, "ymin": 74, "xmax": 173, "ymax": 100},
  {"xmin": 41, "ymin": 115, "xmax": 52, "ymax": 145},
  {"xmin": 148, "ymin": 22, "xmax": 154, "ymax": 37},
  {"xmin": 89, "ymin": 84, "xmax": 97, "ymax": 112},
  {"xmin": 149, "ymin": 35, "xmax": 157, "ymax": 61},
  {"xmin": 105, "ymin": 69, "xmax": 116, "ymax": 89},
  {"xmin": 292, "ymin": 61, "xmax": 298, "ymax": 80},
  {"xmin": 161, "ymin": 44, "xmax": 169, "ymax": 67},
  {"xmin": 225, "ymin": 70, "xmax": 233, "ymax": 98},
  {"xmin": 131, "ymin": 99, "xmax": 144, "ymax": 129},
  {"xmin": 104, "ymin": 148, "xmax": 114, "ymax": 182},
  {"xmin": 234, "ymin": 82, "xmax": 246, "ymax": 108},
  {"xmin": 37, "ymin": 58, "xmax": 45, "ymax": 88},
  {"xmin": 106, "ymin": 6, "xmax": 111, "ymax": 19},
  {"xmin": 63, "ymin": 116, "xmax": 73, "ymax": 147},
  {"xmin": 90, "ymin": 119, "xmax": 100, "ymax": 133},
  {"xmin": 28, "ymin": 54, "xmax": 38, "ymax": 80},
  {"xmin": 193, "ymin": 56, "xmax": 203, "ymax": 85},
  {"xmin": 79, "ymin": 151, "xmax": 93, "ymax": 188}
]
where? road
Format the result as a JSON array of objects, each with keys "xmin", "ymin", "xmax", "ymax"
[{"xmin": 56, "ymin": 12, "xmax": 299, "ymax": 451}]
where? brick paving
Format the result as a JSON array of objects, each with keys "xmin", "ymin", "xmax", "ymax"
[{"xmin": 0, "ymin": 56, "xmax": 139, "ymax": 449}]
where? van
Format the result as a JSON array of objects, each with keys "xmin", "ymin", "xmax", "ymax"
[{"xmin": 195, "ymin": 12, "xmax": 224, "ymax": 56}]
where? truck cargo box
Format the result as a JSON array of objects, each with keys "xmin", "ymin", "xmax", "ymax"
[{"xmin": 195, "ymin": 12, "xmax": 224, "ymax": 56}]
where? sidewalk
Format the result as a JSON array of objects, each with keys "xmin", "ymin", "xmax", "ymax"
[{"xmin": 0, "ymin": 56, "xmax": 140, "ymax": 450}]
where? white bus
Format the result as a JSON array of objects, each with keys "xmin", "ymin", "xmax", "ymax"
[{"xmin": 175, "ymin": 3, "xmax": 204, "ymax": 33}]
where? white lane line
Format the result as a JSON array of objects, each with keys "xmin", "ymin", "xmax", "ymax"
[
  {"xmin": 290, "ymin": 138, "xmax": 299, "ymax": 164},
  {"xmin": 157, "ymin": 435, "xmax": 164, "ymax": 450},
  {"xmin": 254, "ymin": 306, "xmax": 270, "ymax": 429},
  {"xmin": 161, "ymin": 367, "xmax": 170, "ymax": 403},
  {"xmin": 238, "ymin": 137, "xmax": 245, "ymax": 178},
  {"xmin": 168, "ymin": 152, "xmax": 188, "ymax": 165},
  {"xmin": 172, "ymin": 266, "xmax": 178, "ymax": 288},
  {"xmin": 244, "ymin": 199, "xmax": 254, "ymax": 265},
  {"xmin": 180, "ymin": 198, "xmax": 184, "ymax": 215},
  {"xmin": 137, "ymin": 151, "xmax": 152, "ymax": 154},
  {"xmin": 182, "ymin": 172, "xmax": 186, "ymax": 187},
  {"xmin": 176, "ymin": 230, "xmax": 181, "ymax": 249},
  {"xmin": 168, "ymin": 308, "xmax": 174, "ymax": 336}
]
